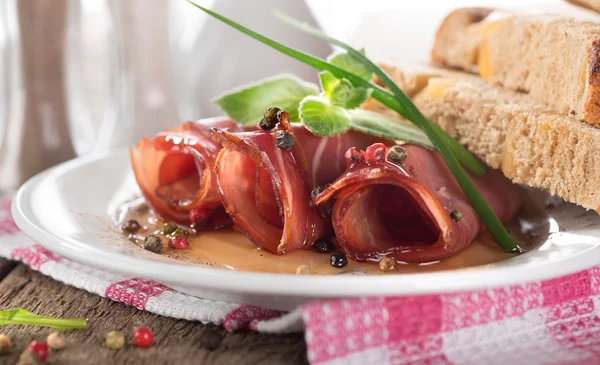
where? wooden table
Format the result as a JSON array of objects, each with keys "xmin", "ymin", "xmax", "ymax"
[{"xmin": 0, "ymin": 258, "xmax": 307, "ymax": 365}]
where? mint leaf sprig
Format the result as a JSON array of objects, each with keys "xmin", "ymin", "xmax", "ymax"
[
  {"xmin": 213, "ymin": 74, "xmax": 317, "ymax": 124},
  {"xmin": 0, "ymin": 308, "xmax": 87, "ymax": 330},
  {"xmin": 187, "ymin": 1, "xmax": 519, "ymax": 253},
  {"xmin": 214, "ymin": 71, "xmax": 433, "ymax": 148}
]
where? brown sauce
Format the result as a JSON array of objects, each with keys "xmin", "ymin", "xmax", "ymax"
[{"xmin": 117, "ymin": 190, "xmax": 549, "ymax": 275}]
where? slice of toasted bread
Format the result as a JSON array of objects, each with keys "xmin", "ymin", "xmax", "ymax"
[
  {"xmin": 364, "ymin": 65, "xmax": 600, "ymax": 212},
  {"xmin": 431, "ymin": 8, "xmax": 600, "ymax": 127}
]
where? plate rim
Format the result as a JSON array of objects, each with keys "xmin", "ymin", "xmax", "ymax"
[{"xmin": 11, "ymin": 148, "xmax": 600, "ymax": 298}]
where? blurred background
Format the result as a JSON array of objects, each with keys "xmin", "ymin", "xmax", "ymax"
[{"xmin": 0, "ymin": 0, "xmax": 597, "ymax": 190}]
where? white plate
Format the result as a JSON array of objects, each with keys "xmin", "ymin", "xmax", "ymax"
[{"xmin": 12, "ymin": 149, "xmax": 600, "ymax": 310}]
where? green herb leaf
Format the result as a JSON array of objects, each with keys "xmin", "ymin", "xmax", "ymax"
[
  {"xmin": 0, "ymin": 308, "xmax": 87, "ymax": 330},
  {"xmin": 213, "ymin": 74, "xmax": 317, "ymax": 124},
  {"xmin": 330, "ymin": 79, "xmax": 372, "ymax": 109},
  {"xmin": 319, "ymin": 71, "xmax": 339, "ymax": 98},
  {"xmin": 327, "ymin": 51, "xmax": 372, "ymax": 80},
  {"xmin": 347, "ymin": 110, "xmax": 434, "ymax": 149},
  {"xmin": 319, "ymin": 71, "xmax": 371, "ymax": 109},
  {"xmin": 299, "ymin": 96, "xmax": 351, "ymax": 136}
]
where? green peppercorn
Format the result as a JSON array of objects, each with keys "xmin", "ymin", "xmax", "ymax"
[
  {"xmin": 121, "ymin": 219, "xmax": 141, "ymax": 233},
  {"xmin": 171, "ymin": 227, "xmax": 189, "ymax": 238},
  {"xmin": 450, "ymin": 210, "xmax": 463, "ymax": 222},
  {"xmin": 330, "ymin": 251, "xmax": 348, "ymax": 268},
  {"xmin": 260, "ymin": 106, "xmax": 281, "ymax": 130},
  {"xmin": 275, "ymin": 131, "xmax": 294, "ymax": 150},
  {"xmin": 310, "ymin": 186, "xmax": 324, "ymax": 200},
  {"xmin": 313, "ymin": 238, "xmax": 335, "ymax": 253},
  {"xmin": 143, "ymin": 234, "xmax": 163, "ymax": 253},
  {"xmin": 162, "ymin": 222, "xmax": 178, "ymax": 235},
  {"xmin": 387, "ymin": 145, "xmax": 408, "ymax": 165}
]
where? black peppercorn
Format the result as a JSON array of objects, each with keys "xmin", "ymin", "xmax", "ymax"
[
  {"xmin": 275, "ymin": 131, "xmax": 294, "ymax": 150},
  {"xmin": 259, "ymin": 106, "xmax": 281, "ymax": 130},
  {"xmin": 330, "ymin": 251, "xmax": 348, "ymax": 268},
  {"xmin": 162, "ymin": 222, "xmax": 178, "ymax": 235},
  {"xmin": 313, "ymin": 239, "xmax": 335, "ymax": 253},
  {"xmin": 387, "ymin": 145, "xmax": 408, "ymax": 165},
  {"xmin": 450, "ymin": 209, "xmax": 463, "ymax": 222},
  {"xmin": 122, "ymin": 219, "xmax": 141, "ymax": 233},
  {"xmin": 143, "ymin": 234, "xmax": 163, "ymax": 253}
]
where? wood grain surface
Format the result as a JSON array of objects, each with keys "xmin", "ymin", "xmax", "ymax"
[{"xmin": 0, "ymin": 261, "xmax": 307, "ymax": 365}]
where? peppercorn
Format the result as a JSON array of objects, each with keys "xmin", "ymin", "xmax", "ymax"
[
  {"xmin": 275, "ymin": 131, "xmax": 294, "ymax": 150},
  {"xmin": 330, "ymin": 251, "xmax": 348, "ymax": 268},
  {"xmin": 0, "ymin": 334, "xmax": 12, "ymax": 354},
  {"xmin": 25, "ymin": 341, "xmax": 48, "ymax": 362},
  {"xmin": 162, "ymin": 222, "xmax": 178, "ymax": 235},
  {"xmin": 170, "ymin": 227, "xmax": 188, "ymax": 238},
  {"xmin": 132, "ymin": 327, "xmax": 154, "ymax": 348},
  {"xmin": 310, "ymin": 186, "xmax": 325, "ymax": 200},
  {"xmin": 312, "ymin": 238, "xmax": 335, "ymax": 253},
  {"xmin": 259, "ymin": 106, "xmax": 281, "ymax": 130},
  {"xmin": 121, "ymin": 219, "xmax": 141, "ymax": 233},
  {"xmin": 143, "ymin": 234, "xmax": 163, "ymax": 253},
  {"xmin": 168, "ymin": 236, "xmax": 189, "ymax": 249},
  {"xmin": 378, "ymin": 257, "xmax": 397, "ymax": 272},
  {"xmin": 387, "ymin": 145, "xmax": 408, "ymax": 165},
  {"xmin": 450, "ymin": 210, "xmax": 463, "ymax": 222},
  {"xmin": 105, "ymin": 331, "xmax": 125, "ymax": 349},
  {"xmin": 47, "ymin": 332, "xmax": 66, "ymax": 350}
]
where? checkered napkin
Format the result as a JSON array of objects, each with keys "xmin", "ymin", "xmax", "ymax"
[{"xmin": 2, "ymin": 196, "xmax": 600, "ymax": 365}]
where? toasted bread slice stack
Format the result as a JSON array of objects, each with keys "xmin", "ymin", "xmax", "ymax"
[
  {"xmin": 431, "ymin": 7, "xmax": 600, "ymax": 126},
  {"xmin": 361, "ymin": 4, "xmax": 600, "ymax": 211}
]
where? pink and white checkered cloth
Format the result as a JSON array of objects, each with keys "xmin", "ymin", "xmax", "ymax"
[{"xmin": 1, "ymin": 195, "xmax": 599, "ymax": 364}]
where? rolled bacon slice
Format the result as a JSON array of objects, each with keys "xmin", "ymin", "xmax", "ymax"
[
  {"xmin": 212, "ymin": 112, "xmax": 383, "ymax": 254},
  {"xmin": 313, "ymin": 143, "xmax": 523, "ymax": 263},
  {"xmin": 130, "ymin": 117, "xmax": 244, "ymax": 227}
]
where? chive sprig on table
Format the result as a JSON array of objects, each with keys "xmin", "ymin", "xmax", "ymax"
[{"xmin": 187, "ymin": 1, "xmax": 519, "ymax": 253}]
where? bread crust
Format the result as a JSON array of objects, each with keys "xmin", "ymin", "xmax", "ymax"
[
  {"xmin": 585, "ymin": 40, "xmax": 600, "ymax": 124},
  {"xmin": 430, "ymin": 7, "xmax": 493, "ymax": 69}
]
